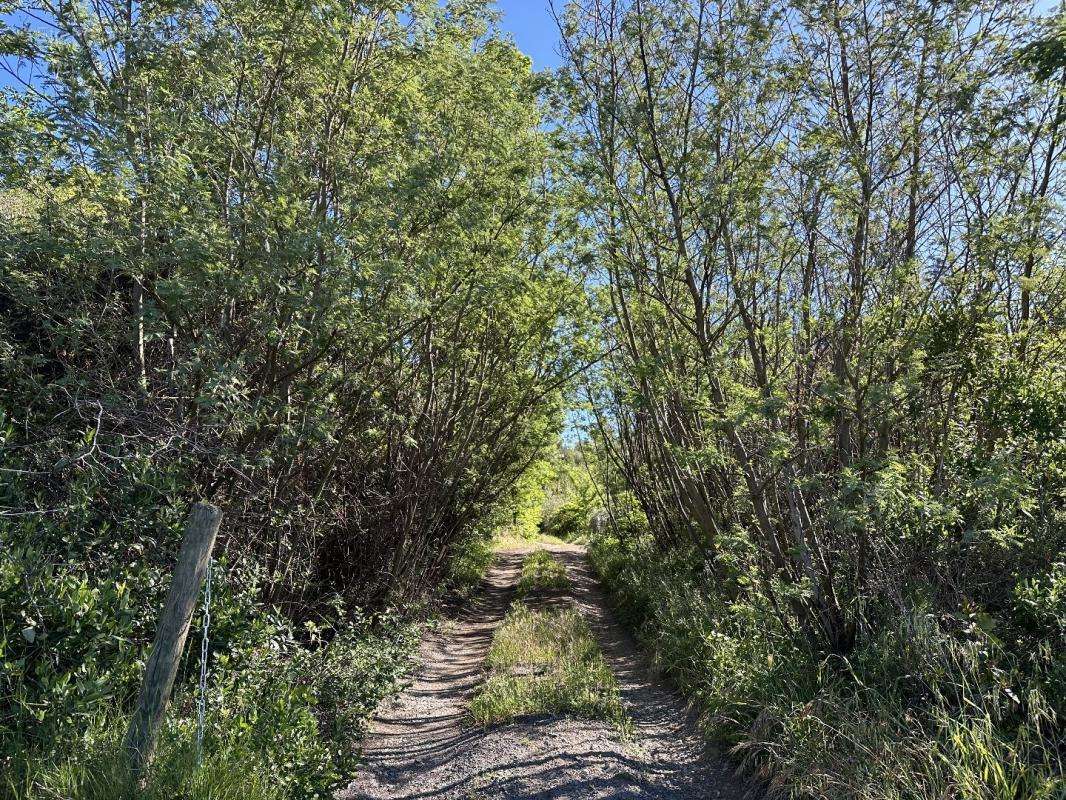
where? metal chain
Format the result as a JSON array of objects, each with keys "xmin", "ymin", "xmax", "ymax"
[{"xmin": 196, "ymin": 556, "xmax": 212, "ymax": 765}]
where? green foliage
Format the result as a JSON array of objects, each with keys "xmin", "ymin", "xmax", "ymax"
[
  {"xmin": 1, "ymin": 543, "xmax": 150, "ymax": 750},
  {"xmin": 515, "ymin": 550, "xmax": 569, "ymax": 595},
  {"xmin": 1, "ymin": 497, "xmax": 419, "ymax": 798},
  {"xmin": 495, "ymin": 459, "xmax": 559, "ymax": 541},
  {"xmin": 0, "ymin": 0, "xmax": 582, "ymax": 792},
  {"xmin": 563, "ymin": 0, "xmax": 1066, "ymax": 650},
  {"xmin": 589, "ymin": 530, "xmax": 1065, "ymax": 799},
  {"xmin": 447, "ymin": 532, "xmax": 496, "ymax": 599},
  {"xmin": 0, "ymin": 0, "xmax": 581, "ymax": 609},
  {"xmin": 1020, "ymin": 12, "xmax": 1066, "ymax": 81},
  {"xmin": 199, "ymin": 608, "xmax": 420, "ymax": 799},
  {"xmin": 563, "ymin": 0, "xmax": 1065, "ymax": 793},
  {"xmin": 2, "ymin": 578, "xmax": 420, "ymax": 800},
  {"xmin": 468, "ymin": 603, "xmax": 626, "ymax": 730},
  {"xmin": 539, "ymin": 503, "xmax": 588, "ymax": 541},
  {"xmin": 539, "ymin": 445, "xmax": 598, "ymax": 542}
]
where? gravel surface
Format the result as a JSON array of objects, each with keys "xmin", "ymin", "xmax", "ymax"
[{"xmin": 339, "ymin": 544, "xmax": 754, "ymax": 800}]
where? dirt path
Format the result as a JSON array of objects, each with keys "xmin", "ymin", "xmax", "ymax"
[{"xmin": 340, "ymin": 544, "xmax": 753, "ymax": 800}]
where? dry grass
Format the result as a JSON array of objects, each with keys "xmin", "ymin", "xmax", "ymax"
[{"xmin": 491, "ymin": 531, "xmax": 570, "ymax": 551}]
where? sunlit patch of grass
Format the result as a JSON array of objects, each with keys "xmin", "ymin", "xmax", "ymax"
[
  {"xmin": 469, "ymin": 604, "xmax": 627, "ymax": 730},
  {"xmin": 516, "ymin": 550, "xmax": 569, "ymax": 595},
  {"xmin": 491, "ymin": 530, "xmax": 569, "ymax": 551}
]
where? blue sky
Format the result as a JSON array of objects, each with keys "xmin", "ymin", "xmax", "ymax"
[
  {"xmin": 495, "ymin": 1, "xmax": 563, "ymax": 71},
  {"xmin": 7, "ymin": 0, "xmax": 1063, "ymax": 80}
]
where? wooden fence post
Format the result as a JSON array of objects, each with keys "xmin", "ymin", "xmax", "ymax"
[{"xmin": 124, "ymin": 501, "xmax": 222, "ymax": 776}]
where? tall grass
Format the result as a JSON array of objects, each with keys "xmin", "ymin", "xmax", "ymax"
[
  {"xmin": 5, "ymin": 719, "xmax": 281, "ymax": 800},
  {"xmin": 589, "ymin": 532, "xmax": 1064, "ymax": 799}
]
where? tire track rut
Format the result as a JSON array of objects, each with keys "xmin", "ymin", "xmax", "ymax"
[{"xmin": 340, "ymin": 544, "xmax": 752, "ymax": 800}]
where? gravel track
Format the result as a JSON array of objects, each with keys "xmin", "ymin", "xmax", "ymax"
[{"xmin": 339, "ymin": 543, "xmax": 753, "ymax": 800}]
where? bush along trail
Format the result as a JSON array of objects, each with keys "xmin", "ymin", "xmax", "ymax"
[
  {"xmin": 344, "ymin": 544, "xmax": 751, "ymax": 800},
  {"xmin": 2, "ymin": 0, "xmax": 1064, "ymax": 797}
]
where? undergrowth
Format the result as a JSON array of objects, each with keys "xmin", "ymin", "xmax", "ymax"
[
  {"xmin": 448, "ymin": 533, "xmax": 496, "ymax": 599},
  {"xmin": 588, "ymin": 530, "xmax": 1065, "ymax": 799},
  {"xmin": 469, "ymin": 603, "xmax": 626, "ymax": 730},
  {"xmin": 1, "ymin": 539, "xmax": 421, "ymax": 800}
]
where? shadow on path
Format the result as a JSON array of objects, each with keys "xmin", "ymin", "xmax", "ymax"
[{"xmin": 339, "ymin": 544, "xmax": 754, "ymax": 800}]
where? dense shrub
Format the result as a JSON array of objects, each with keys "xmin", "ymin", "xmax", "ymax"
[
  {"xmin": 539, "ymin": 445, "xmax": 598, "ymax": 542},
  {"xmin": 589, "ymin": 522, "xmax": 1065, "ymax": 799},
  {"xmin": 563, "ymin": 0, "xmax": 1065, "ymax": 795},
  {"xmin": 0, "ymin": 0, "xmax": 579, "ymax": 791},
  {"xmin": 1, "ymin": 524, "xmax": 420, "ymax": 799}
]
